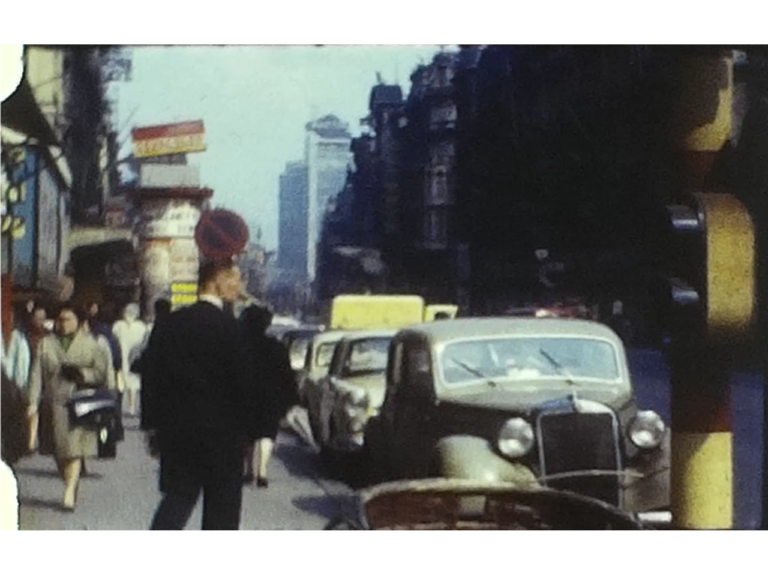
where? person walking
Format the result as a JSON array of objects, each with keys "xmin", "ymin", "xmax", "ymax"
[
  {"xmin": 240, "ymin": 305, "xmax": 297, "ymax": 488},
  {"xmin": 9, "ymin": 303, "xmax": 49, "ymax": 453},
  {"xmin": 26, "ymin": 304, "xmax": 111, "ymax": 511},
  {"xmin": 141, "ymin": 260, "xmax": 255, "ymax": 530},
  {"xmin": 1, "ymin": 304, "xmax": 30, "ymax": 468},
  {"xmin": 112, "ymin": 303, "xmax": 147, "ymax": 416}
]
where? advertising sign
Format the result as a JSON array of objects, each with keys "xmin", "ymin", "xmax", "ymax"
[
  {"xmin": 169, "ymin": 237, "xmax": 199, "ymax": 281},
  {"xmin": 131, "ymin": 120, "xmax": 205, "ymax": 158},
  {"xmin": 140, "ymin": 199, "xmax": 201, "ymax": 239}
]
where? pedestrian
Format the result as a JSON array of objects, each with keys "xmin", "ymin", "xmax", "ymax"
[
  {"xmin": 240, "ymin": 305, "xmax": 298, "ymax": 488},
  {"xmin": 15, "ymin": 303, "xmax": 49, "ymax": 453},
  {"xmin": 84, "ymin": 301, "xmax": 124, "ymax": 440},
  {"xmin": 141, "ymin": 259, "xmax": 255, "ymax": 530},
  {"xmin": 1, "ymin": 304, "xmax": 30, "ymax": 467},
  {"xmin": 26, "ymin": 304, "xmax": 112, "ymax": 511},
  {"xmin": 112, "ymin": 303, "xmax": 148, "ymax": 416},
  {"xmin": 0, "ymin": 458, "xmax": 18, "ymax": 530},
  {"xmin": 130, "ymin": 298, "xmax": 171, "ymax": 376}
]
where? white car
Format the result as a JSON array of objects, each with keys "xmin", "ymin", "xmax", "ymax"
[
  {"xmin": 313, "ymin": 331, "xmax": 397, "ymax": 458},
  {"xmin": 301, "ymin": 331, "xmax": 347, "ymax": 436}
]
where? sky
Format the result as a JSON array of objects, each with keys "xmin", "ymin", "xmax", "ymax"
[{"xmin": 115, "ymin": 45, "xmax": 445, "ymax": 251}]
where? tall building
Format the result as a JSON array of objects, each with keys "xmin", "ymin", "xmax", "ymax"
[
  {"xmin": 277, "ymin": 161, "xmax": 309, "ymax": 278},
  {"xmin": 305, "ymin": 115, "xmax": 352, "ymax": 281}
]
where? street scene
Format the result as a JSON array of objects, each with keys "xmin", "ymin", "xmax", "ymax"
[{"xmin": 2, "ymin": 44, "xmax": 767, "ymax": 531}]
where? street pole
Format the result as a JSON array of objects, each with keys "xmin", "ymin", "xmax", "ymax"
[{"xmin": 667, "ymin": 50, "xmax": 756, "ymax": 529}]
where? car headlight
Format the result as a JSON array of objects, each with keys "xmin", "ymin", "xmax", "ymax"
[
  {"xmin": 628, "ymin": 410, "xmax": 666, "ymax": 450},
  {"xmin": 345, "ymin": 387, "xmax": 369, "ymax": 408},
  {"xmin": 498, "ymin": 418, "xmax": 535, "ymax": 458}
]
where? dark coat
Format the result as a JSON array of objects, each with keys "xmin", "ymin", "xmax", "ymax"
[
  {"xmin": 242, "ymin": 335, "xmax": 298, "ymax": 440},
  {"xmin": 140, "ymin": 301, "xmax": 255, "ymax": 492}
]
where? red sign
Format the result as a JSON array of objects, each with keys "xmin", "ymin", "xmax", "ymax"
[
  {"xmin": 131, "ymin": 120, "xmax": 206, "ymax": 158},
  {"xmin": 195, "ymin": 209, "xmax": 250, "ymax": 260}
]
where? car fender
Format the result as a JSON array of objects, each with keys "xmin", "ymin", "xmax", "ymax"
[
  {"xmin": 433, "ymin": 435, "xmax": 538, "ymax": 486},
  {"xmin": 622, "ymin": 431, "xmax": 671, "ymax": 513}
]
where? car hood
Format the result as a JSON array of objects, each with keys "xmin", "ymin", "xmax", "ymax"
[
  {"xmin": 342, "ymin": 374, "xmax": 387, "ymax": 408},
  {"xmin": 438, "ymin": 382, "xmax": 629, "ymax": 413}
]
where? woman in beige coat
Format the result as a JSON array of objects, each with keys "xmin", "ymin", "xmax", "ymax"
[{"xmin": 27, "ymin": 304, "xmax": 111, "ymax": 511}]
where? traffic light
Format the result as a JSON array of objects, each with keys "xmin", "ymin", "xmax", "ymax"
[{"xmin": 664, "ymin": 192, "xmax": 756, "ymax": 529}]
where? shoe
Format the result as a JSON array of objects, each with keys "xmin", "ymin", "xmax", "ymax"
[
  {"xmin": 243, "ymin": 473, "xmax": 255, "ymax": 484},
  {"xmin": 256, "ymin": 476, "xmax": 269, "ymax": 489}
]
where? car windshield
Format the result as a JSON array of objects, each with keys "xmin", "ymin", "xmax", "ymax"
[
  {"xmin": 344, "ymin": 337, "xmax": 391, "ymax": 376},
  {"xmin": 440, "ymin": 336, "xmax": 620, "ymax": 387},
  {"xmin": 315, "ymin": 342, "xmax": 337, "ymax": 369}
]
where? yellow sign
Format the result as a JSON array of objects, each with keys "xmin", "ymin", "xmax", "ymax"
[
  {"xmin": 171, "ymin": 282, "xmax": 197, "ymax": 294},
  {"xmin": 171, "ymin": 293, "xmax": 198, "ymax": 305},
  {"xmin": 133, "ymin": 133, "xmax": 205, "ymax": 159}
]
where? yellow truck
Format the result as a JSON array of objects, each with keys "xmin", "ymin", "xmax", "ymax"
[{"xmin": 329, "ymin": 295, "xmax": 458, "ymax": 330}]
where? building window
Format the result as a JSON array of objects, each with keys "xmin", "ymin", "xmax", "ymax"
[
  {"xmin": 430, "ymin": 105, "xmax": 457, "ymax": 129},
  {"xmin": 425, "ymin": 166, "xmax": 451, "ymax": 206},
  {"xmin": 424, "ymin": 208, "xmax": 447, "ymax": 245}
]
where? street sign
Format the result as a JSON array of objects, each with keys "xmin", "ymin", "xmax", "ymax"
[
  {"xmin": 131, "ymin": 121, "xmax": 205, "ymax": 158},
  {"xmin": 194, "ymin": 209, "xmax": 250, "ymax": 260}
]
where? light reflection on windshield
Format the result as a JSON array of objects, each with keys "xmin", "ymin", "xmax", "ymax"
[{"xmin": 440, "ymin": 337, "xmax": 620, "ymax": 386}]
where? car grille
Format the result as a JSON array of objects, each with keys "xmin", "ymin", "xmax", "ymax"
[{"xmin": 537, "ymin": 412, "xmax": 621, "ymax": 507}]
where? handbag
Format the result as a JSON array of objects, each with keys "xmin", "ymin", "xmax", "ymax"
[{"xmin": 66, "ymin": 388, "xmax": 119, "ymax": 431}]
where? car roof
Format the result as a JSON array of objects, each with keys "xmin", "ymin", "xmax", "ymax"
[
  {"xmin": 312, "ymin": 330, "xmax": 347, "ymax": 344},
  {"xmin": 399, "ymin": 317, "xmax": 621, "ymax": 345},
  {"xmin": 340, "ymin": 329, "xmax": 399, "ymax": 341}
]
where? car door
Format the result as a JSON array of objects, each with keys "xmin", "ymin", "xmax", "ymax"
[
  {"xmin": 390, "ymin": 337, "xmax": 436, "ymax": 479},
  {"xmin": 317, "ymin": 340, "xmax": 347, "ymax": 447}
]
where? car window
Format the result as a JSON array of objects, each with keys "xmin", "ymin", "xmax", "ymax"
[
  {"xmin": 315, "ymin": 342, "xmax": 337, "ymax": 369},
  {"xmin": 440, "ymin": 337, "xmax": 620, "ymax": 387},
  {"xmin": 343, "ymin": 337, "xmax": 391, "ymax": 376},
  {"xmin": 289, "ymin": 337, "xmax": 311, "ymax": 370}
]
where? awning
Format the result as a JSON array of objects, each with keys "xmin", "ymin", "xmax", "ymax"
[
  {"xmin": 0, "ymin": 77, "xmax": 59, "ymax": 147},
  {"xmin": 67, "ymin": 225, "xmax": 134, "ymax": 253}
]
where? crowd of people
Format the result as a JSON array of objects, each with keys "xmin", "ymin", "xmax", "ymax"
[{"xmin": 2, "ymin": 258, "xmax": 297, "ymax": 530}]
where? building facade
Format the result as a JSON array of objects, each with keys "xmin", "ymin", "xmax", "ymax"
[
  {"xmin": 304, "ymin": 115, "xmax": 352, "ymax": 282},
  {"xmin": 277, "ymin": 161, "xmax": 309, "ymax": 279}
]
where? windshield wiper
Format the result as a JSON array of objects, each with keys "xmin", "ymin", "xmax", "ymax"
[
  {"xmin": 449, "ymin": 358, "xmax": 498, "ymax": 388},
  {"xmin": 538, "ymin": 348, "xmax": 577, "ymax": 387}
]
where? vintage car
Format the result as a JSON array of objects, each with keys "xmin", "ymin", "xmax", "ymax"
[
  {"xmin": 311, "ymin": 330, "xmax": 397, "ymax": 460},
  {"xmin": 277, "ymin": 326, "xmax": 324, "ymax": 371},
  {"xmin": 363, "ymin": 318, "xmax": 670, "ymax": 523},
  {"xmin": 300, "ymin": 330, "xmax": 347, "ymax": 424}
]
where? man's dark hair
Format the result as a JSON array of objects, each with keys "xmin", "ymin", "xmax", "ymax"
[
  {"xmin": 198, "ymin": 259, "xmax": 236, "ymax": 289},
  {"xmin": 241, "ymin": 305, "xmax": 273, "ymax": 337}
]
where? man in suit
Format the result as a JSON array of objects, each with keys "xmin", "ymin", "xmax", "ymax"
[{"xmin": 141, "ymin": 259, "xmax": 255, "ymax": 530}]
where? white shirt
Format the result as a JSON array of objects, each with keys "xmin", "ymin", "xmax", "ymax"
[
  {"xmin": 0, "ymin": 460, "xmax": 18, "ymax": 531},
  {"xmin": 1, "ymin": 329, "xmax": 31, "ymax": 390},
  {"xmin": 198, "ymin": 294, "xmax": 224, "ymax": 310}
]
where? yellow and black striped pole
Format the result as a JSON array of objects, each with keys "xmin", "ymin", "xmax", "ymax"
[{"xmin": 668, "ymin": 50, "xmax": 756, "ymax": 529}]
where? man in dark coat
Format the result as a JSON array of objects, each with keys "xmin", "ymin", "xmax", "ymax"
[{"xmin": 141, "ymin": 260, "xmax": 255, "ymax": 530}]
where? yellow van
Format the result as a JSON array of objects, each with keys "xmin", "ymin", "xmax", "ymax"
[
  {"xmin": 330, "ymin": 295, "xmax": 426, "ymax": 330},
  {"xmin": 329, "ymin": 295, "xmax": 458, "ymax": 330}
]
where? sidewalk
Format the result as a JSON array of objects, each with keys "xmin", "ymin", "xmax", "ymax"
[{"xmin": 14, "ymin": 415, "xmax": 352, "ymax": 530}]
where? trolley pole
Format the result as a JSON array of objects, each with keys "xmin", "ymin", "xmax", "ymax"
[{"xmin": 666, "ymin": 50, "xmax": 757, "ymax": 529}]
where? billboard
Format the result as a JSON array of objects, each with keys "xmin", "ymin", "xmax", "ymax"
[{"xmin": 131, "ymin": 120, "xmax": 205, "ymax": 159}]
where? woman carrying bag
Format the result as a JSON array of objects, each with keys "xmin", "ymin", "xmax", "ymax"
[{"xmin": 27, "ymin": 304, "xmax": 112, "ymax": 511}]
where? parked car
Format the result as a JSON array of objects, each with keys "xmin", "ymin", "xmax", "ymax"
[
  {"xmin": 300, "ymin": 330, "xmax": 347, "ymax": 425},
  {"xmin": 363, "ymin": 317, "xmax": 670, "ymax": 523},
  {"xmin": 311, "ymin": 330, "xmax": 397, "ymax": 462}
]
